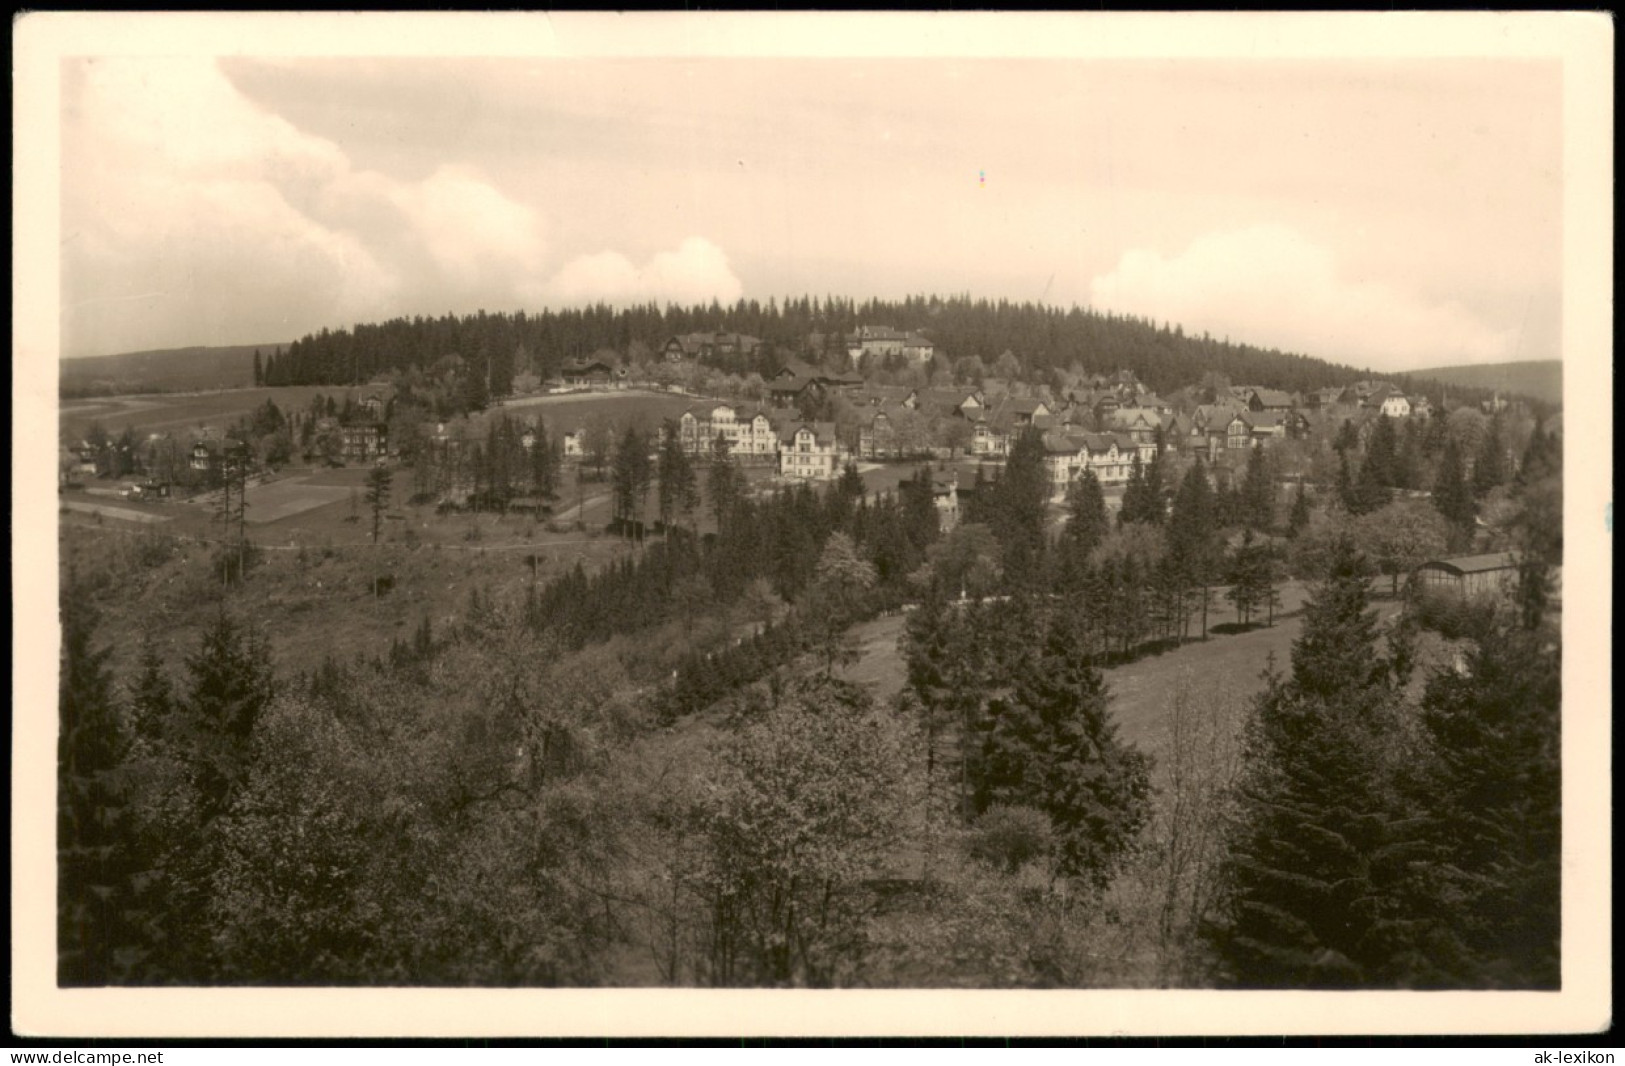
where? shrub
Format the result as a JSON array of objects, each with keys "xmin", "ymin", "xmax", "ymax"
[
  {"xmin": 964, "ymin": 804, "xmax": 1055, "ymax": 874},
  {"xmin": 1411, "ymin": 588, "xmax": 1497, "ymax": 641}
]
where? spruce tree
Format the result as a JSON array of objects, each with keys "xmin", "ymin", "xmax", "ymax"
[
  {"xmin": 1119, "ymin": 452, "xmax": 1151, "ymax": 527},
  {"xmin": 656, "ymin": 422, "xmax": 696, "ymax": 533},
  {"xmin": 1212, "ymin": 540, "xmax": 1428, "ymax": 988},
  {"xmin": 1432, "ymin": 438, "xmax": 1476, "ymax": 550},
  {"xmin": 128, "ymin": 636, "xmax": 174, "ymax": 745},
  {"xmin": 1062, "ymin": 469, "xmax": 1109, "ymax": 569},
  {"xmin": 976, "ymin": 609, "xmax": 1152, "ymax": 888},
  {"xmin": 707, "ymin": 432, "xmax": 741, "ymax": 533},
  {"xmin": 58, "ymin": 579, "xmax": 137, "ymax": 985},
  {"xmin": 365, "ymin": 464, "xmax": 392, "ymax": 544},
  {"xmin": 1287, "ymin": 478, "xmax": 1312, "ymax": 537},
  {"xmin": 1415, "ymin": 593, "xmax": 1560, "ymax": 987},
  {"xmin": 1472, "ymin": 416, "xmax": 1508, "ymax": 497},
  {"xmin": 1349, "ymin": 416, "xmax": 1396, "ymax": 515},
  {"xmin": 1142, "ymin": 448, "xmax": 1168, "ymax": 525},
  {"xmin": 903, "ymin": 581, "xmax": 985, "ymax": 821},
  {"xmin": 1239, "ymin": 442, "xmax": 1275, "ymax": 530},
  {"xmin": 182, "ymin": 610, "xmax": 277, "ymax": 825},
  {"xmin": 1167, "ymin": 459, "xmax": 1218, "ymax": 639},
  {"xmin": 1335, "ymin": 448, "xmax": 1358, "ymax": 513},
  {"xmin": 992, "ymin": 426, "xmax": 1049, "ymax": 589}
]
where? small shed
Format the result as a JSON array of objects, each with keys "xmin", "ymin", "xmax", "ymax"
[{"xmin": 1414, "ymin": 551, "xmax": 1519, "ymax": 599}]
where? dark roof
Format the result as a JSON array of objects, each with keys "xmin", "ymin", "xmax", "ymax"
[
  {"xmin": 778, "ymin": 420, "xmax": 838, "ymax": 446},
  {"xmin": 1418, "ymin": 552, "xmax": 1519, "ymax": 575},
  {"xmin": 1194, "ymin": 403, "xmax": 1246, "ymax": 428},
  {"xmin": 562, "ymin": 358, "xmax": 614, "ymax": 375},
  {"xmin": 768, "ymin": 374, "xmax": 818, "ymax": 395}
]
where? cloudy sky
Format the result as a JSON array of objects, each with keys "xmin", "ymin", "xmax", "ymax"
[{"xmin": 57, "ymin": 29, "xmax": 1564, "ymax": 372}]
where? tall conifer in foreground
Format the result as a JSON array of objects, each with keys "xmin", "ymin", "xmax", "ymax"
[
  {"xmin": 976, "ymin": 609, "xmax": 1152, "ymax": 889},
  {"xmin": 58, "ymin": 578, "xmax": 138, "ymax": 985},
  {"xmin": 1211, "ymin": 540, "xmax": 1428, "ymax": 987}
]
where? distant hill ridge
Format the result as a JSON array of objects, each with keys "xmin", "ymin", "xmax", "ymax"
[
  {"xmin": 1407, "ymin": 360, "xmax": 1562, "ymax": 407},
  {"xmin": 60, "ymin": 343, "xmax": 286, "ymax": 396}
]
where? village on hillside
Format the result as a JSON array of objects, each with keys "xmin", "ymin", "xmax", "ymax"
[{"xmin": 60, "ymin": 322, "xmax": 1544, "ymax": 523}]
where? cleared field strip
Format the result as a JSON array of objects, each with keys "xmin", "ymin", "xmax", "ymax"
[
  {"xmin": 61, "ymin": 500, "xmax": 172, "ymax": 524},
  {"xmin": 242, "ymin": 479, "xmax": 353, "ymax": 524}
]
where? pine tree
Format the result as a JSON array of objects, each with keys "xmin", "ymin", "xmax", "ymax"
[
  {"xmin": 58, "ymin": 578, "xmax": 137, "ymax": 985},
  {"xmin": 252, "ymin": 349, "xmax": 263, "ymax": 387},
  {"xmin": 1211, "ymin": 541, "xmax": 1427, "ymax": 987},
  {"xmin": 707, "ymin": 432, "xmax": 741, "ymax": 533},
  {"xmin": 976, "ymin": 609, "xmax": 1153, "ymax": 888}
]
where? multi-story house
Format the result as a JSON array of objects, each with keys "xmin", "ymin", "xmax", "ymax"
[
  {"xmin": 845, "ymin": 326, "xmax": 935, "ymax": 365},
  {"xmin": 777, "ymin": 421, "xmax": 842, "ymax": 480},
  {"xmin": 1041, "ymin": 431, "xmax": 1138, "ymax": 496},
  {"xmin": 1368, "ymin": 385, "xmax": 1413, "ymax": 418},
  {"xmin": 678, "ymin": 403, "xmax": 779, "ymax": 459},
  {"xmin": 968, "ymin": 397, "xmax": 1053, "ymax": 457},
  {"xmin": 190, "ymin": 436, "xmax": 250, "ymax": 475},
  {"xmin": 341, "ymin": 422, "xmax": 387, "ymax": 462},
  {"xmin": 1226, "ymin": 410, "xmax": 1289, "ymax": 448},
  {"xmin": 1107, "ymin": 406, "xmax": 1161, "ymax": 446}
]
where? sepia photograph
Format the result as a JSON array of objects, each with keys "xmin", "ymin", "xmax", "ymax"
[{"xmin": 13, "ymin": 11, "xmax": 1612, "ymax": 1040}]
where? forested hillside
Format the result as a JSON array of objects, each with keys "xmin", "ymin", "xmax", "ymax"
[
  {"xmin": 258, "ymin": 296, "xmax": 1502, "ymax": 406},
  {"xmin": 1410, "ymin": 359, "xmax": 1562, "ymax": 407}
]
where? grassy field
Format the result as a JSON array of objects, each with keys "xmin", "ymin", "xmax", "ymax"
[
  {"xmin": 60, "ymin": 385, "xmax": 710, "ymax": 446},
  {"xmin": 493, "ymin": 389, "xmax": 704, "ymax": 432},
  {"xmin": 60, "ymin": 385, "xmax": 338, "ymax": 442}
]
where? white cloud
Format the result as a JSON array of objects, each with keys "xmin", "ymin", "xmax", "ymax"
[
  {"xmin": 1088, "ymin": 225, "xmax": 1516, "ymax": 372},
  {"xmin": 537, "ymin": 237, "xmax": 744, "ymax": 308},
  {"xmin": 61, "ymin": 58, "xmax": 550, "ymax": 355}
]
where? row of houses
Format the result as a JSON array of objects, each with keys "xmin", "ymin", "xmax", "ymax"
[{"xmin": 657, "ymin": 326, "xmax": 936, "ymax": 368}]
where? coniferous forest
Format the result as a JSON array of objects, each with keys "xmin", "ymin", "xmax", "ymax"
[{"xmin": 257, "ymin": 296, "xmax": 1475, "ymax": 403}]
